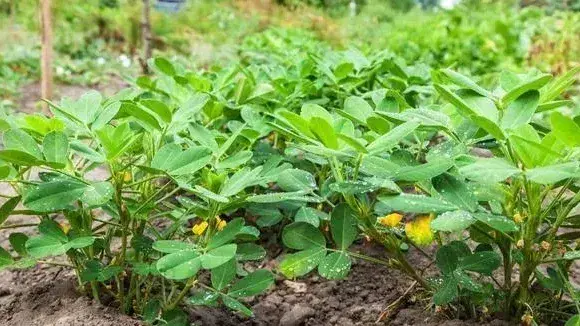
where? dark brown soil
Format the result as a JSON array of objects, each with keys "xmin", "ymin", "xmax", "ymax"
[{"xmin": 187, "ymin": 244, "xmax": 511, "ymax": 326}]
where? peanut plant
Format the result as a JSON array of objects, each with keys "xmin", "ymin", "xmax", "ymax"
[{"xmin": 0, "ymin": 37, "xmax": 579, "ymax": 325}]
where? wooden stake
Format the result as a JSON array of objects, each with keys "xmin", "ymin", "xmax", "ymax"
[
  {"xmin": 141, "ymin": 0, "xmax": 152, "ymax": 74},
  {"xmin": 40, "ymin": 0, "xmax": 53, "ymax": 113}
]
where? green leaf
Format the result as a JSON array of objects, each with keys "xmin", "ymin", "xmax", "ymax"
[
  {"xmin": 188, "ymin": 123, "xmax": 218, "ymax": 152},
  {"xmin": 143, "ymin": 300, "xmax": 162, "ymax": 323},
  {"xmin": 221, "ymin": 295, "xmax": 253, "ymax": 317},
  {"xmin": 122, "ymin": 102, "xmax": 162, "ymax": 130},
  {"xmin": 70, "ymin": 140, "xmax": 105, "ymax": 163},
  {"xmin": 278, "ymin": 111, "xmax": 316, "ymax": 139},
  {"xmin": 394, "ymin": 159, "xmax": 454, "ymax": 182},
  {"xmin": 42, "ymin": 131, "xmax": 69, "ymax": 167},
  {"xmin": 67, "ymin": 236, "xmax": 95, "ymax": 249},
  {"xmin": 215, "ymin": 151, "xmax": 253, "ymax": 170},
  {"xmin": 565, "ymin": 315, "xmax": 580, "ymax": 326},
  {"xmin": 300, "ymin": 103, "xmax": 333, "ymax": 125},
  {"xmin": 360, "ymin": 155, "xmax": 400, "ymax": 179},
  {"xmin": 3, "ymin": 129, "xmax": 42, "ymax": 159},
  {"xmin": 151, "ymin": 144, "xmax": 212, "ymax": 176},
  {"xmin": 156, "ymin": 250, "xmax": 202, "ymax": 280},
  {"xmin": 246, "ymin": 83, "xmax": 274, "ymax": 102},
  {"xmin": 190, "ymin": 185, "xmax": 229, "ymax": 203},
  {"xmin": 140, "ymin": 99, "xmax": 172, "ymax": 123},
  {"xmin": 153, "ymin": 57, "xmax": 176, "ymax": 76},
  {"xmin": 0, "ymin": 150, "xmax": 43, "ymax": 166},
  {"xmin": 397, "ymin": 108, "xmax": 451, "ymax": 129},
  {"xmin": 436, "ymin": 244, "xmax": 460, "ymax": 275},
  {"xmin": 318, "ymin": 251, "xmax": 351, "ymax": 280},
  {"xmin": 9, "ymin": 233, "xmax": 28, "ymax": 256},
  {"xmin": 551, "ymin": 112, "xmax": 580, "ymax": 147},
  {"xmin": 279, "ymin": 247, "xmax": 326, "ymax": 278},
  {"xmin": 277, "ymin": 169, "xmax": 317, "ymax": 192},
  {"xmin": 473, "ymin": 213, "xmax": 517, "ymax": 233},
  {"xmin": 23, "ymin": 180, "xmax": 87, "ymax": 212},
  {"xmin": 366, "ymin": 120, "xmax": 419, "ymax": 155},
  {"xmin": 433, "ymin": 276, "xmax": 458, "ymax": 305},
  {"xmin": 80, "ymin": 181, "xmax": 114, "ymax": 207},
  {"xmin": 74, "ymin": 91, "xmax": 103, "ymax": 125},
  {"xmin": 366, "ymin": 115, "xmax": 391, "ymax": 134},
  {"xmin": 343, "ymin": 96, "xmax": 373, "ymax": 124},
  {"xmin": 26, "ymin": 236, "xmax": 66, "ymax": 258},
  {"xmin": 471, "ymin": 115, "xmax": 505, "ymax": 140},
  {"xmin": 431, "ymin": 210, "xmax": 475, "ymax": 232},
  {"xmin": 337, "ymin": 133, "xmax": 368, "ymax": 153},
  {"xmin": 220, "ymin": 167, "xmax": 262, "ymax": 197},
  {"xmin": 92, "ymin": 101, "xmax": 120, "ymax": 130},
  {"xmin": 246, "ymin": 191, "xmax": 323, "ymax": 203},
  {"xmin": 295, "ymin": 207, "xmax": 323, "ymax": 227},
  {"xmin": 541, "ymin": 66, "xmax": 579, "ymax": 103},
  {"xmin": 501, "ymin": 90, "xmax": 539, "ymax": 130},
  {"xmin": 509, "ymin": 125, "xmax": 546, "ymax": 168},
  {"xmin": 249, "ymin": 205, "xmax": 283, "ymax": 228},
  {"xmin": 236, "ymin": 243, "xmax": 266, "ymax": 261},
  {"xmin": 459, "ymin": 251, "xmax": 501, "ymax": 275},
  {"xmin": 0, "ymin": 196, "xmax": 21, "ymax": 227},
  {"xmin": 153, "ymin": 240, "xmax": 197, "ymax": 254},
  {"xmin": 282, "ymin": 222, "xmax": 325, "ymax": 250},
  {"xmin": 188, "ymin": 291, "xmax": 219, "ymax": 307},
  {"xmin": 211, "ymin": 258, "xmax": 236, "ymax": 291},
  {"xmin": 330, "ymin": 204, "xmax": 358, "ymax": 250},
  {"xmin": 502, "ymin": 73, "xmax": 552, "ymax": 105},
  {"xmin": 378, "ymin": 194, "xmax": 457, "ymax": 213},
  {"xmin": 432, "ymin": 174, "xmax": 478, "ymax": 212},
  {"xmin": 161, "ymin": 309, "xmax": 189, "ymax": 326},
  {"xmin": 441, "ymin": 69, "xmax": 494, "ymax": 98},
  {"xmin": 201, "ymin": 244, "xmax": 237, "ymax": 269},
  {"xmin": 0, "ymin": 247, "xmax": 14, "ymax": 267},
  {"xmin": 459, "ymin": 158, "xmax": 520, "ymax": 183},
  {"xmin": 207, "ymin": 218, "xmax": 244, "ymax": 250},
  {"xmin": 525, "ymin": 162, "xmax": 580, "ymax": 184},
  {"xmin": 434, "ymin": 84, "xmax": 478, "ymax": 118},
  {"xmin": 309, "ymin": 117, "xmax": 338, "ymax": 149},
  {"xmin": 80, "ymin": 260, "xmax": 122, "ymax": 282},
  {"xmin": 38, "ymin": 218, "xmax": 67, "ymax": 242},
  {"xmin": 228, "ymin": 269, "xmax": 274, "ymax": 297}
]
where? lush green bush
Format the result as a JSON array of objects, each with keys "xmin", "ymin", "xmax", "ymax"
[{"xmin": 1, "ymin": 23, "xmax": 580, "ymax": 325}]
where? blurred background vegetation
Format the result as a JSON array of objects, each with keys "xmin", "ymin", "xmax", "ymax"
[{"xmin": 0, "ymin": 0, "xmax": 578, "ymax": 106}]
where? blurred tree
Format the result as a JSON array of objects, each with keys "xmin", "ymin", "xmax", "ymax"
[
  {"xmin": 141, "ymin": 0, "xmax": 152, "ymax": 74},
  {"xmin": 40, "ymin": 0, "xmax": 53, "ymax": 112}
]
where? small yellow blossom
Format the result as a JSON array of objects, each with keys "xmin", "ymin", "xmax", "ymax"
[
  {"xmin": 216, "ymin": 217, "xmax": 227, "ymax": 231},
  {"xmin": 513, "ymin": 213, "xmax": 525, "ymax": 224},
  {"xmin": 516, "ymin": 239, "xmax": 525, "ymax": 249},
  {"xmin": 192, "ymin": 221, "xmax": 209, "ymax": 235},
  {"xmin": 123, "ymin": 172, "xmax": 132, "ymax": 182},
  {"xmin": 521, "ymin": 313, "xmax": 533, "ymax": 326},
  {"xmin": 378, "ymin": 213, "xmax": 403, "ymax": 227},
  {"xmin": 60, "ymin": 222, "xmax": 71, "ymax": 234},
  {"xmin": 540, "ymin": 241, "xmax": 551, "ymax": 252},
  {"xmin": 405, "ymin": 214, "xmax": 434, "ymax": 246}
]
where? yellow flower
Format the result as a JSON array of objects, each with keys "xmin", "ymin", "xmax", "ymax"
[
  {"xmin": 216, "ymin": 217, "xmax": 227, "ymax": 231},
  {"xmin": 60, "ymin": 222, "xmax": 71, "ymax": 235},
  {"xmin": 123, "ymin": 172, "xmax": 132, "ymax": 182},
  {"xmin": 513, "ymin": 213, "xmax": 525, "ymax": 224},
  {"xmin": 378, "ymin": 213, "xmax": 403, "ymax": 227},
  {"xmin": 192, "ymin": 221, "xmax": 208, "ymax": 235},
  {"xmin": 405, "ymin": 214, "xmax": 434, "ymax": 246}
]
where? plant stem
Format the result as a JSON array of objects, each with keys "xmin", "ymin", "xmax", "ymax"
[
  {"xmin": 166, "ymin": 279, "xmax": 197, "ymax": 311},
  {"xmin": 0, "ymin": 223, "xmax": 38, "ymax": 229}
]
